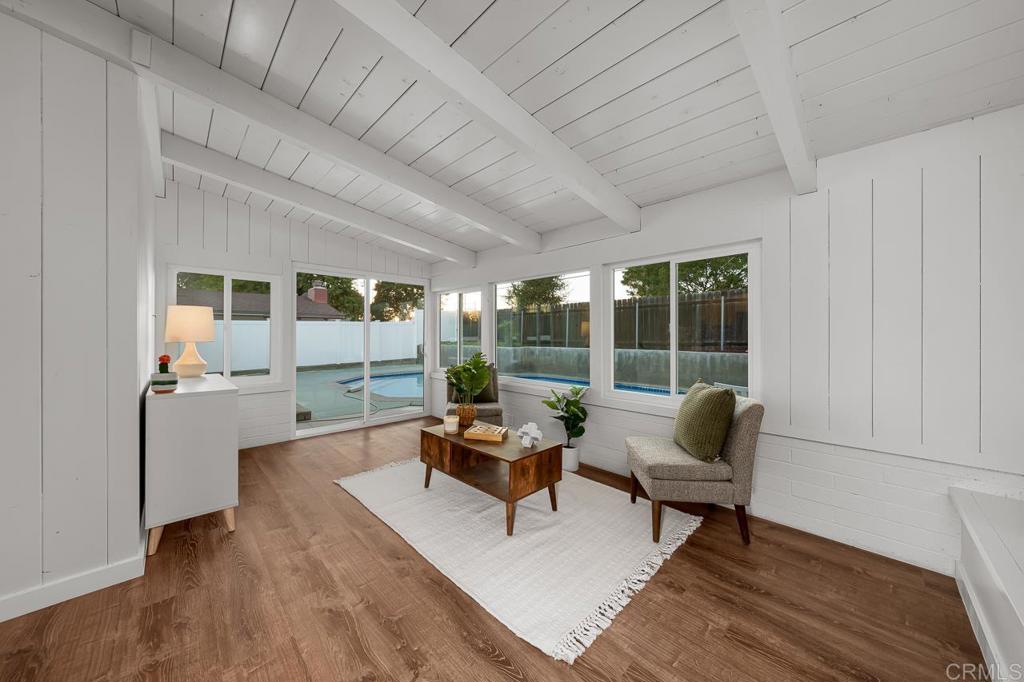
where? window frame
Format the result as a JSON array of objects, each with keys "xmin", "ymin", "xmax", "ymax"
[
  {"xmin": 166, "ymin": 265, "xmax": 283, "ymax": 388},
  {"xmin": 491, "ymin": 269, "xmax": 593, "ymax": 390},
  {"xmin": 436, "ymin": 288, "xmax": 481, "ymax": 369},
  {"xmin": 606, "ymin": 242, "xmax": 760, "ymax": 404}
]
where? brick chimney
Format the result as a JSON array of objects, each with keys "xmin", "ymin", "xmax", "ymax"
[{"xmin": 307, "ymin": 280, "xmax": 328, "ymax": 304}]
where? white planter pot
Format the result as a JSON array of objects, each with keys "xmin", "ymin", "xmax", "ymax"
[{"xmin": 562, "ymin": 446, "xmax": 580, "ymax": 472}]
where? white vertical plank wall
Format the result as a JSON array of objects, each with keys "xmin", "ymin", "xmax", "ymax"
[
  {"xmin": 106, "ymin": 63, "xmax": 143, "ymax": 565},
  {"xmin": 428, "ymin": 106, "xmax": 1024, "ymax": 575},
  {"xmin": 41, "ymin": 33, "xmax": 109, "ymax": 581},
  {"xmin": 0, "ymin": 16, "xmax": 147, "ymax": 620},
  {"xmin": 153, "ymin": 178, "xmax": 433, "ymax": 449},
  {"xmin": 0, "ymin": 13, "xmax": 43, "ymax": 598},
  {"xmin": 981, "ymin": 154, "xmax": 1024, "ymax": 474}
]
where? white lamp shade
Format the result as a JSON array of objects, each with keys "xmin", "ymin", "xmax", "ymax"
[{"xmin": 164, "ymin": 305, "xmax": 215, "ymax": 343}]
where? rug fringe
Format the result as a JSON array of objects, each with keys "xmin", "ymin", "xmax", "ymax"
[
  {"xmin": 334, "ymin": 457, "xmax": 418, "ymax": 485},
  {"xmin": 550, "ymin": 514, "xmax": 703, "ymax": 664}
]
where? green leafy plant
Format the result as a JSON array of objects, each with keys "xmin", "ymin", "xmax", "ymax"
[
  {"xmin": 445, "ymin": 352, "xmax": 491, "ymax": 405},
  {"xmin": 542, "ymin": 386, "xmax": 588, "ymax": 447}
]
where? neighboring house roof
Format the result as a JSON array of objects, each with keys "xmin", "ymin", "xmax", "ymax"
[{"xmin": 175, "ymin": 288, "xmax": 347, "ymax": 320}]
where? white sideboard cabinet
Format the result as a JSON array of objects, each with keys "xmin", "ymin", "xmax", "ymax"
[{"xmin": 145, "ymin": 374, "xmax": 239, "ymax": 555}]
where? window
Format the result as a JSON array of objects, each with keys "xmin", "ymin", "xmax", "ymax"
[
  {"xmin": 676, "ymin": 254, "xmax": 748, "ymax": 395},
  {"xmin": 613, "ymin": 263, "xmax": 670, "ymax": 394},
  {"xmin": 172, "ymin": 269, "xmax": 277, "ymax": 382},
  {"xmin": 437, "ymin": 290, "xmax": 481, "ymax": 367},
  {"xmin": 611, "ymin": 252, "xmax": 749, "ymax": 397},
  {"xmin": 495, "ymin": 271, "xmax": 590, "ymax": 385}
]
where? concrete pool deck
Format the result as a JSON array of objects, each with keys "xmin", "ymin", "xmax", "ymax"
[{"xmin": 296, "ymin": 363, "xmax": 424, "ymax": 427}]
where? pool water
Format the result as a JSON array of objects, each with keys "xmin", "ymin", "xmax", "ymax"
[{"xmin": 340, "ymin": 372, "xmax": 424, "ymax": 398}]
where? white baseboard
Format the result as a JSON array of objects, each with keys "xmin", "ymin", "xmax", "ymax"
[{"xmin": 0, "ymin": 541, "xmax": 145, "ymax": 623}]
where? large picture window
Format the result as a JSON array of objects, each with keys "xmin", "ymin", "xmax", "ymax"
[
  {"xmin": 612, "ymin": 253, "xmax": 748, "ymax": 397},
  {"xmin": 495, "ymin": 271, "xmax": 590, "ymax": 385},
  {"xmin": 172, "ymin": 269, "xmax": 276, "ymax": 381},
  {"xmin": 438, "ymin": 290, "xmax": 480, "ymax": 368}
]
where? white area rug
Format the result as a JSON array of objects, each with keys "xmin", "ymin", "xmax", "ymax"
[{"xmin": 335, "ymin": 459, "xmax": 701, "ymax": 663}]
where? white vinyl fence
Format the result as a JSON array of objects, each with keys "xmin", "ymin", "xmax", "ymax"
[{"xmin": 186, "ymin": 311, "xmax": 424, "ymax": 373}]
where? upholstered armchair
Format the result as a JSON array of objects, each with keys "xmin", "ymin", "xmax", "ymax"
[
  {"xmin": 626, "ymin": 396, "xmax": 764, "ymax": 544},
  {"xmin": 445, "ymin": 363, "xmax": 503, "ymax": 426}
]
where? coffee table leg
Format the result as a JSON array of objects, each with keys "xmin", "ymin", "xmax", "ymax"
[
  {"xmin": 506, "ymin": 502, "xmax": 516, "ymax": 536},
  {"xmin": 548, "ymin": 483, "xmax": 557, "ymax": 511},
  {"xmin": 424, "ymin": 464, "xmax": 432, "ymax": 488}
]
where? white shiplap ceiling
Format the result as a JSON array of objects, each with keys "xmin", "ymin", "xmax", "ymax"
[{"xmin": 87, "ymin": 0, "xmax": 1024, "ymax": 262}]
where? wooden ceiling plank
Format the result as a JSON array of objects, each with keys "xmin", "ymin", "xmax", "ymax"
[
  {"xmin": 512, "ymin": 0, "xmax": 716, "ymax": 115},
  {"xmin": 554, "ymin": 36, "xmax": 749, "ymax": 148},
  {"xmin": 589, "ymin": 93, "xmax": 767, "ymax": 174},
  {"xmin": 334, "ymin": 0, "xmax": 641, "ymax": 232},
  {"xmin": 796, "ymin": 0, "xmax": 1024, "ymax": 99},
  {"xmin": 573, "ymin": 69, "xmax": 760, "ymax": 163},
  {"xmin": 331, "ymin": 57, "xmax": 417, "ymax": 139},
  {"xmin": 206, "ymin": 106, "xmax": 249, "ymax": 157},
  {"xmin": 804, "ymin": 21, "xmax": 1024, "ymax": 123},
  {"xmin": 385, "ymin": 102, "xmax": 471, "ymax": 164},
  {"xmin": 261, "ymin": 0, "xmax": 346, "ymax": 107},
  {"xmin": 414, "ymin": 0, "xmax": 492, "ymax": 46},
  {"xmin": 728, "ymin": 0, "xmax": 817, "ymax": 193},
  {"xmin": 451, "ymin": 0, "xmax": 564, "ymax": 71},
  {"xmin": 162, "ymin": 131, "xmax": 476, "ymax": 263},
  {"xmin": 173, "ymin": 0, "xmax": 232, "ymax": 67},
  {"xmin": 535, "ymin": 1, "xmax": 738, "ymax": 132},
  {"xmin": 117, "ymin": 0, "xmax": 174, "ymax": 42},
  {"xmin": 220, "ymin": 0, "xmax": 295, "ymax": 87}
]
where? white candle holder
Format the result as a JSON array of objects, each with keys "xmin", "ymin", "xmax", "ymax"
[{"xmin": 443, "ymin": 415, "xmax": 459, "ymax": 434}]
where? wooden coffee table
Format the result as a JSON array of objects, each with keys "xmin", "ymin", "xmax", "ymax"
[{"xmin": 420, "ymin": 424, "xmax": 563, "ymax": 535}]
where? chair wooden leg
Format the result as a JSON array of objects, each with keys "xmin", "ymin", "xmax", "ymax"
[
  {"xmin": 735, "ymin": 504, "xmax": 750, "ymax": 545},
  {"xmin": 629, "ymin": 472, "xmax": 638, "ymax": 503},
  {"xmin": 652, "ymin": 500, "xmax": 662, "ymax": 543}
]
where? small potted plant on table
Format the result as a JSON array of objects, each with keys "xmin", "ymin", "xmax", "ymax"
[
  {"xmin": 542, "ymin": 386, "xmax": 588, "ymax": 472},
  {"xmin": 445, "ymin": 352, "xmax": 492, "ymax": 426}
]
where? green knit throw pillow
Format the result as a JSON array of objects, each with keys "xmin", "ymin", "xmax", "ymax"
[{"xmin": 673, "ymin": 379, "xmax": 736, "ymax": 462}]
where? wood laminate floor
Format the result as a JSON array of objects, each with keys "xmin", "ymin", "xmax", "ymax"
[{"xmin": 0, "ymin": 417, "xmax": 981, "ymax": 681}]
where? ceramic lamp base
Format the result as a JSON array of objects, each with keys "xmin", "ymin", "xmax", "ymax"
[{"xmin": 173, "ymin": 341, "xmax": 207, "ymax": 378}]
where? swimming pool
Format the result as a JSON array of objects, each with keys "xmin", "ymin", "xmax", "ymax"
[
  {"xmin": 339, "ymin": 372, "xmax": 424, "ymax": 399},
  {"xmin": 504, "ymin": 374, "xmax": 671, "ymax": 395}
]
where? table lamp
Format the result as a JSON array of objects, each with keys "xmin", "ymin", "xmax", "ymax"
[{"xmin": 164, "ymin": 305, "xmax": 215, "ymax": 377}]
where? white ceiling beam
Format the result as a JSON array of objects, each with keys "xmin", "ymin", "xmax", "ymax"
[
  {"xmin": 162, "ymin": 132, "xmax": 476, "ymax": 265},
  {"xmin": 332, "ymin": 0, "xmax": 642, "ymax": 234},
  {"xmin": 728, "ymin": 0, "xmax": 817, "ymax": 194},
  {"xmin": 137, "ymin": 77, "xmax": 165, "ymax": 198},
  {"xmin": 1, "ymin": 0, "xmax": 539, "ymax": 254}
]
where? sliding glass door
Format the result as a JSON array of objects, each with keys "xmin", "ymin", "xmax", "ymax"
[
  {"xmin": 295, "ymin": 270, "xmax": 424, "ymax": 433},
  {"xmin": 369, "ymin": 279, "xmax": 425, "ymax": 420}
]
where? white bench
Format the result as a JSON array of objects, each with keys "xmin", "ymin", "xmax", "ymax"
[{"xmin": 950, "ymin": 484, "xmax": 1024, "ymax": 673}]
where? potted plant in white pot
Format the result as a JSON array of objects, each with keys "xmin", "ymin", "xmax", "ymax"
[{"xmin": 542, "ymin": 385, "xmax": 588, "ymax": 472}]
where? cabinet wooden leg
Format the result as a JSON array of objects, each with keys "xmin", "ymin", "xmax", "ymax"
[
  {"xmin": 506, "ymin": 502, "xmax": 516, "ymax": 536},
  {"xmin": 424, "ymin": 464, "xmax": 432, "ymax": 488},
  {"xmin": 652, "ymin": 501, "xmax": 662, "ymax": 543},
  {"xmin": 548, "ymin": 483, "xmax": 557, "ymax": 511},
  {"xmin": 146, "ymin": 526, "xmax": 164, "ymax": 557},
  {"xmin": 223, "ymin": 507, "xmax": 236, "ymax": 533},
  {"xmin": 630, "ymin": 472, "xmax": 638, "ymax": 503}
]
